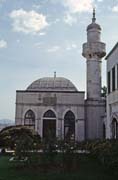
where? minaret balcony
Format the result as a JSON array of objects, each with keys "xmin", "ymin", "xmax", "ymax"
[{"xmin": 82, "ymin": 42, "xmax": 106, "ymax": 58}]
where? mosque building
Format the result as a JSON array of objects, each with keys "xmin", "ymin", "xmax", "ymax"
[{"xmin": 15, "ymin": 10, "xmax": 106, "ymax": 141}]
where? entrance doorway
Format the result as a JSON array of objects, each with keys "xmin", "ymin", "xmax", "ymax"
[
  {"xmin": 43, "ymin": 119, "xmax": 56, "ymax": 139},
  {"xmin": 43, "ymin": 110, "xmax": 56, "ymax": 140}
]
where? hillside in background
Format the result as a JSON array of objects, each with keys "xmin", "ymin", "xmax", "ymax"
[{"xmin": 0, "ymin": 119, "xmax": 15, "ymax": 125}]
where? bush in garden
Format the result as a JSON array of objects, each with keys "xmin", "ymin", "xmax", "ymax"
[
  {"xmin": 2, "ymin": 125, "xmax": 118, "ymax": 174},
  {"xmin": 0, "ymin": 125, "xmax": 41, "ymax": 161},
  {"xmin": 40, "ymin": 137, "xmax": 58, "ymax": 169},
  {"xmin": 56, "ymin": 140, "xmax": 79, "ymax": 171},
  {"xmin": 79, "ymin": 139, "xmax": 118, "ymax": 173},
  {"xmin": 39, "ymin": 138, "xmax": 79, "ymax": 172}
]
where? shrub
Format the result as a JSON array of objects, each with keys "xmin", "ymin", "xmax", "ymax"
[
  {"xmin": 80, "ymin": 139, "xmax": 118, "ymax": 173},
  {"xmin": 0, "ymin": 125, "xmax": 41, "ymax": 161}
]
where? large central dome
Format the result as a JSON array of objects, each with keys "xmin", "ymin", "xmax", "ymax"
[{"xmin": 27, "ymin": 77, "xmax": 78, "ymax": 92}]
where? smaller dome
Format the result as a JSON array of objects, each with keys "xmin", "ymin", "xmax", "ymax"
[
  {"xmin": 87, "ymin": 8, "xmax": 101, "ymax": 31},
  {"xmin": 87, "ymin": 22, "xmax": 101, "ymax": 31}
]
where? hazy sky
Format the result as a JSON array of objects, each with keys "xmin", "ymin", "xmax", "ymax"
[{"xmin": 0, "ymin": 0, "xmax": 118, "ymax": 120}]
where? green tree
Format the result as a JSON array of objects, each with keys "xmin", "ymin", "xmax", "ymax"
[
  {"xmin": 101, "ymin": 86, "xmax": 107, "ymax": 98},
  {"xmin": 0, "ymin": 125, "xmax": 41, "ymax": 159}
]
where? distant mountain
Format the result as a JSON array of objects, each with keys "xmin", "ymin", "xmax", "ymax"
[{"xmin": 0, "ymin": 119, "xmax": 15, "ymax": 125}]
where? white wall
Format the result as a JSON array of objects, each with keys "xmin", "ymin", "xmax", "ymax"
[
  {"xmin": 15, "ymin": 91, "xmax": 85, "ymax": 141},
  {"xmin": 106, "ymin": 44, "xmax": 118, "ymax": 138}
]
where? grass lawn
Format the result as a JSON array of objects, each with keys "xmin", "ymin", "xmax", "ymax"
[{"xmin": 0, "ymin": 155, "xmax": 117, "ymax": 180}]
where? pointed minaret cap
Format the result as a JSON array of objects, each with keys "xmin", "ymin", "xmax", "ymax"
[{"xmin": 87, "ymin": 8, "xmax": 101, "ymax": 31}]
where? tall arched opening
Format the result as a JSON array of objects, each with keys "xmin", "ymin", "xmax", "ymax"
[
  {"xmin": 64, "ymin": 111, "xmax": 75, "ymax": 141},
  {"xmin": 43, "ymin": 110, "xmax": 56, "ymax": 140}
]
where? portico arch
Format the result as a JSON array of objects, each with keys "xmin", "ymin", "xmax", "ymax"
[{"xmin": 43, "ymin": 110, "xmax": 56, "ymax": 140}]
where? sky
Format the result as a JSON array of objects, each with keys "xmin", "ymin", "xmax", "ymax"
[{"xmin": 0, "ymin": 0, "xmax": 118, "ymax": 120}]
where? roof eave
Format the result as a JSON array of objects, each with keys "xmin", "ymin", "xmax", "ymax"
[{"xmin": 105, "ymin": 42, "xmax": 118, "ymax": 60}]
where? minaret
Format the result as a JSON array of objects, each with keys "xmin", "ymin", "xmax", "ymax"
[
  {"xmin": 82, "ymin": 9, "xmax": 106, "ymax": 139},
  {"xmin": 82, "ymin": 9, "xmax": 106, "ymax": 100}
]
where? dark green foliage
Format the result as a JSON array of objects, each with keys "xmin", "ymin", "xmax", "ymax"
[
  {"xmin": 58, "ymin": 140, "xmax": 78, "ymax": 171},
  {"xmin": 1, "ymin": 126, "xmax": 118, "ymax": 175},
  {"xmin": 39, "ymin": 137, "xmax": 58, "ymax": 170},
  {"xmin": 101, "ymin": 86, "xmax": 107, "ymax": 97},
  {"xmin": 0, "ymin": 155, "xmax": 116, "ymax": 180},
  {"xmin": 0, "ymin": 125, "xmax": 41, "ymax": 160},
  {"xmin": 78, "ymin": 139, "xmax": 118, "ymax": 173}
]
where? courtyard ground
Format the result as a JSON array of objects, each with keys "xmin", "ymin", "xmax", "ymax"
[{"xmin": 0, "ymin": 154, "xmax": 117, "ymax": 180}]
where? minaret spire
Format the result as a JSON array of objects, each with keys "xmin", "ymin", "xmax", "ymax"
[
  {"xmin": 92, "ymin": 8, "xmax": 96, "ymax": 23},
  {"xmin": 54, "ymin": 71, "xmax": 56, "ymax": 78}
]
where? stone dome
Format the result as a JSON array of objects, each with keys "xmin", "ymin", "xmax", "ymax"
[
  {"xmin": 26, "ymin": 77, "xmax": 78, "ymax": 92},
  {"xmin": 87, "ymin": 22, "xmax": 101, "ymax": 31}
]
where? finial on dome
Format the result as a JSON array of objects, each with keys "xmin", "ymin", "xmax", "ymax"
[
  {"xmin": 54, "ymin": 71, "xmax": 56, "ymax": 78},
  {"xmin": 92, "ymin": 7, "xmax": 96, "ymax": 23}
]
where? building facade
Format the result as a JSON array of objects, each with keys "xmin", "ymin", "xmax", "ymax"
[
  {"xmin": 15, "ymin": 77, "xmax": 85, "ymax": 141},
  {"xmin": 15, "ymin": 10, "xmax": 106, "ymax": 141},
  {"xmin": 106, "ymin": 42, "xmax": 118, "ymax": 139}
]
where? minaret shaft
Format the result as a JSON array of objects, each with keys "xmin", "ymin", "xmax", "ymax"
[
  {"xmin": 87, "ymin": 58, "xmax": 101, "ymax": 99},
  {"xmin": 82, "ymin": 10, "xmax": 106, "ymax": 140},
  {"xmin": 82, "ymin": 10, "xmax": 106, "ymax": 100}
]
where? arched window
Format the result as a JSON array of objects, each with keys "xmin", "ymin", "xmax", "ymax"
[
  {"xmin": 112, "ymin": 118, "xmax": 118, "ymax": 139},
  {"xmin": 64, "ymin": 111, "xmax": 75, "ymax": 141},
  {"xmin": 43, "ymin": 110, "xmax": 56, "ymax": 118},
  {"xmin": 43, "ymin": 110, "xmax": 56, "ymax": 139},
  {"xmin": 24, "ymin": 110, "xmax": 35, "ymax": 129}
]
